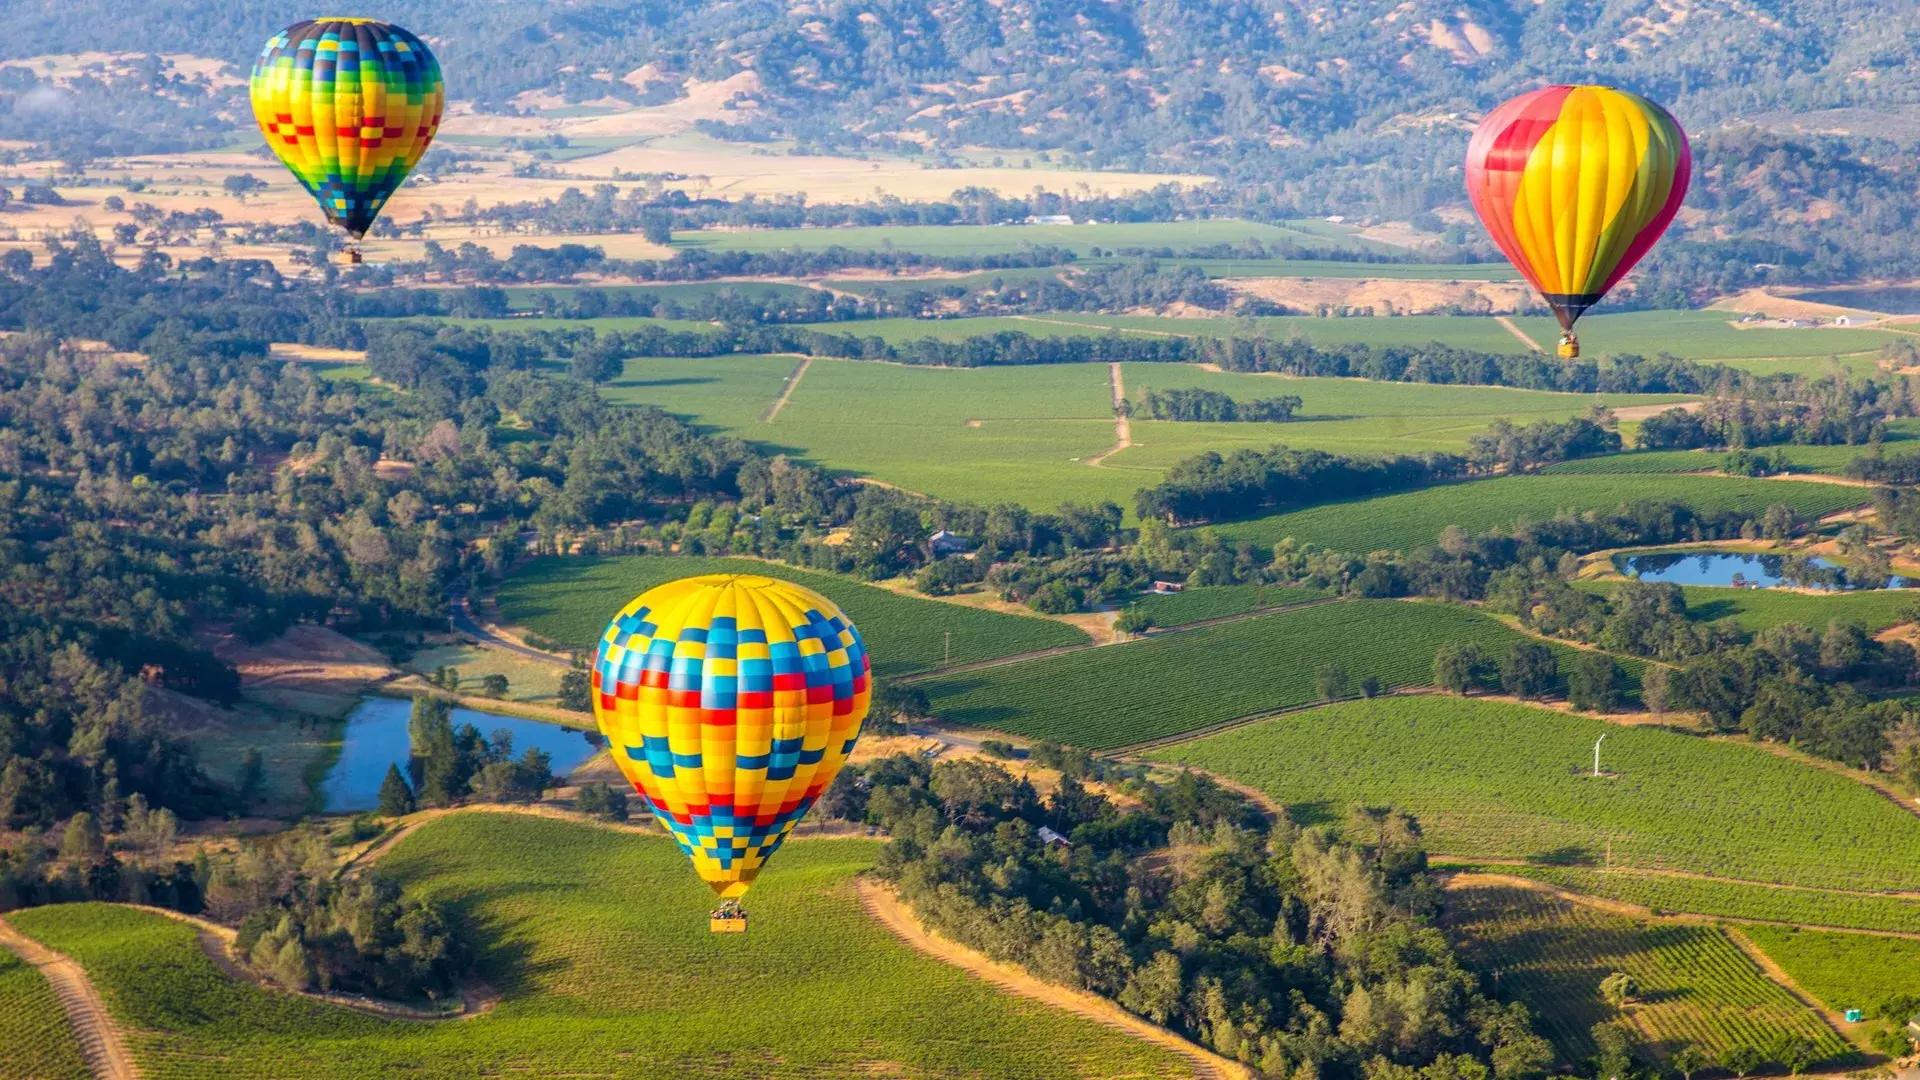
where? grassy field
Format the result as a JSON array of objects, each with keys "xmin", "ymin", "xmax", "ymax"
[
  {"xmin": 1126, "ymin": 585, "xmax": 1330, "ymax": 626},
  {"xmin": 495, "ymin": 554, "xmax": 1086, "ymax": 677},
  {"xmin": 672, "ymin": 218, "xmax": 1382, "ymax": 256},
  {"xmin": 1575, "ymin": 579, "xmax": 1919, "ymax": 634},
  {"xmin": 7, "ymin": 817, "xmax": 1188, "ymax": 1079},
  {"xmin": 0, "ymin": 946, "xmax": 89, "ymax": 1080},
  {"xmin": 1512, "ymin": 311, "xmax": 1901, "ymax": 361},
  {"xmin": 393, "ymin": 315, "xmax": 721, "ymax": 333},
  {"xmin": 597, "ymin": 355, "xmax": 1711, "ymax": 512},
  {"xmin": 1213, "ymin": 474, "xmax": 1871, "ymax": 552},
  {"xmin": 1444, "ymin": 884, "xmax": 1851, "ymax": 1067},
  {"xmin": 1140, "ymin": 258, "xmax": 1518, "ymax": 280},
  {"xmin": 490, "ymin": 282, "xmax": 825, "ymax": 309},
  {"xmin": 1476, "ymin": 865, "xmax": 1920, "ymax": 937},
  {"xmin": 1151, "ymin": 695, "xmax": 1920, "ymax": 892},
  {"xmin": 1740, "ymin": 926, "xmax": 1920, "ymax": 1018},
  {"xmin": 918, "ymin": 599, "xmax": 1609, "ymax": 748}
]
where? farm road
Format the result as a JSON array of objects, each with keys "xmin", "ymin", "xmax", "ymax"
[
  {"xmin": 0, "ymin": 913, "xmax": 140, "ymax": 1080},
  {"xmin": 1087, "ymin": 361, "xmax": 1133, "ymax": 468}
]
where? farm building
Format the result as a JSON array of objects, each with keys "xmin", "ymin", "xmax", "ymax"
[
  {"xmin": 1036, "ymin": 826, "xmax": 1073, "ymax": 848},
  {"xmin": 929, "ymin": 529, "xmax": 974, "ymax": 556},
  {"xmin": 1150, "ymin": 580, "xmax": 1186, "ymax": 594},
  {"xmin": 1023, "ymin": 214, "xmax": 1074, "ymax": 225}
]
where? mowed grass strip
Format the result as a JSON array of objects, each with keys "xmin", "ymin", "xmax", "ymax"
[
  {"xmin": 1212, "ymin": 474, "xmax": 1870, "ymax": 552},
  {"xmin": 1444, "ymin": 884, "xmax": 1851, "ymax": 1067},
  {"xmin": 918, "ymin": 599, "xmax": 1583, "ymax": 748},
  {"xmin": 1476, "ymin": 865, "xmax": 1920, "ymax": 937},
  {"xmin": 1152, "ymin": 696, "xmax": 1920, "ymax": 892},
  {"xmin": 9, "ymin": 818, "xmax": 1188, "ymax": 1080},
  {"xmin": 0, "ymin": 947, "xmax": 89, "ymax": 1080},
  {"xmin": 1739, "ymin": 926, "xmax": 1920, "ymax": 1017},
  {"xmin": 496, "ymin": 555, "xmax": 1087, "ymax": 677}
]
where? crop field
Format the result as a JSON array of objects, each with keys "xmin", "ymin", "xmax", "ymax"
[
  {"xmin": 1151, "ymin": 695, "xmax": 1920, "ymax": 891},
  {"xmin": 1112, "ymin": 364, "xmax": 1691, "ymax": 468},
  {"xmin": 1575, "ymin": 579, "xmax": 1919, "ymax": 634},
  {"xmin": 823, "ymin": 266, "xmax": 1071, "ymax": 296},
  {"xmin": 600, "ymin": 354, "xmax": 804, "ymax": 431},
  {"xmin": 1141, "ymin": 258, "xmax": 1518, "ymax": 280},
  {"xmin": 1479, "ymin": 865, "xmax": 1920, "ymax": 936},
  {"xmin": 802, "ymin": 315, "xmax": 1138, "ymax": 344},
  {"xmin": 1127, "ymin": 584, "xmax": 1330, "ymax": 626},
  {"xmin": 1015, "ymin": 312, "xmax": 1536, "ymax": 353},
  {"xmin": 917, "ymin": 599, "xmax": 1604, "ymax": 748},
  {"xmin": 1739, "ymin": 927, "xmax": 1920, "ymax": 1018},
  {"xmin": 395, "ymin": 314, "xmax": 721, "ymax": 333},
  {"xmin": 1511, "ymin": 311, "xmax": 1902, "ymax": 361},
  {"xmin": 489, "ymin": 282, "xmax": 825, "ymax": 309},
  {"xmin": 7, "ymin": 817, "xmax": 1187, "ymax": 1079},
  {"xmin": 496, "ymin": 554, "xmax": 1087, "ymax": 677},
  {"xmin": 1444, "ymin": 884, "xmax": 1851, "ymax": 1067},
  {"xmin": 672, "ymin": 218, "xmax": 1378, "ymax": 256},
  {"xmin": 1213, "ymin": 474, "xmax": 1871, "ymax": 553},
  {"xmin": 0, "ymin": 946, "xmax": 89, "ymax": 1080}
]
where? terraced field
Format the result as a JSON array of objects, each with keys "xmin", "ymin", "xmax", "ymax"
[
  {"xmin": 1444, "ymin": 884, "xmax": 1852, "ymax": 1067},
  {"xmin": 7, "ymin": 817, "xmax": 1189, "ymax": 1079},
  {"xmin": 1213, "ymin": 474, "xmax": 1870, "ymax": 552},
  {"xmin": 496, "ymin": 554, "xmax": 1087, "ymax": 677},
  {"xmin": 0, "ymin": 946, "xmax": 89, "ymax": 1080},
  {"xmin": 918, "ymin": 599, "xmax": 1608, "ymax": 748},
  {"xmin": 1151, "ymin": 696, "xmax": 1920, "ymax": 892}
]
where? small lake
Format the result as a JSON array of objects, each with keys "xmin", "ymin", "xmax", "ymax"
[
  {"xmin": 1616, "ymin": 550, "xmax": 1914, "ymax": 591},
  {"xmin": 320, "ymin": 697, "xmax": 605, "ymax": 813}
]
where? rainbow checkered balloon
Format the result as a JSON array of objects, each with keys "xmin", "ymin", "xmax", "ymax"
[
  {"xmin": 249, "ymin": 18, "xmax": 444, "ymax": 238},
  {"xmin": 592, "ymin": 575, "xmax": 872, "ymax": 899}
]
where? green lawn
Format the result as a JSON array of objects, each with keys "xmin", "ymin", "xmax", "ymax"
[
  {"xmin": 672, "ymin": 218, "xmax": 1375, "ymax": 256},
  {"xmin": 1213, "ymin": 474, "xmax": 1871, "ymax": 552},
  {"xmin": 495, "ymin": 554, "xmax": 1086, "ymax": 678},
  {"xmin": 7, "ymin": 817, "xmax": 1187, "ymax": 1079},
  {"xmin": 1740, "ymin": 926, "xmax": 1920, "ymax": 1017},
  {"xmin": 1151, "ymin": 695, "xmax": 1920, "ymax": 892},
  {"xmin": 918, "ymin": 599, "xmax": 1611, "ymax": 748},
  {"xmin": 1445, "ymin": 884, "xmax": 1851, "ymax": 1067},
  {"xmin": 0, "ymin": 946, "xmax": 89, "ymax": 1080}
]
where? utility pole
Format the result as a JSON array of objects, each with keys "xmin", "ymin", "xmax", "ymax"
[{"xmin": 1593, "ymin": 733, "xmax": 1608, "ymax": 778}]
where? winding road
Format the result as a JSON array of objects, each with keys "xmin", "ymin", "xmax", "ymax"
[{"xmin": 0, "ymin": 914, "xmax": 140, "ymax": 1080}]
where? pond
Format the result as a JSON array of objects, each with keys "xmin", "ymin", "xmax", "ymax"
[
  {"xmin": 320, "ymin": 697, "xmax": 605, "ymax": 813},
  {"xmin": 1616, "ymin": 550, "xmax": 1914, "ymax": 591}
]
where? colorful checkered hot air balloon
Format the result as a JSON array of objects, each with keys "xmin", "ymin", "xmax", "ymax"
[
  {"xmin": 592, "ymin": 575, "xmax": 872, "ymax": 931},
  {"xmin": 249, "ymin": 18, "xmax": 444, "ymax": 263},
  {"xmin": 1466, "ymin": 85, "xmax": 1691, "ymax": 359}
]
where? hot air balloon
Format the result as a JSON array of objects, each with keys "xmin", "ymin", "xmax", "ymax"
[
  {"xmin": 249, "ymin": 18, "xmax": 445, "ymax": 264},
  {"xmin": 591, "ymin": 574, "xmax": 871, "ymax": 932},
  {"xmin": 1465, "ymin": 85, "xmax": 1691, "ymax": 359}
]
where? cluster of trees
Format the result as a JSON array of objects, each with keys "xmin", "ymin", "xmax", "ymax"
[
  {"xmin": 826, "ymin": 753, "xmax": 1554, "ymax": 1080},
  {"xmin": 379, "ymin": 698, "xmax": 557, "ymax": 813},
  {"xmin": 1138, "ymin": 386, "xmax": 1303, "ymax": 422},
  {"xmin": 1637, "ymin": 375, "xmax": 1910, "ymax": 451},
  {"xmin": 234, "ymin": 873, "xmax": 468, "ymax": 1001},
  {"xmin": 1429, "ymin": 641, "xmax": 1631, "ymax": 715}
]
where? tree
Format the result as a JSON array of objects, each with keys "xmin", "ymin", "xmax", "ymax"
[
  {"xmin": 1115, "ymin": 607, "xmax": 1154, "ymax": 636},
  {"xmin": 479, "ymin": 673, "xmax": 510, "ymax": 698},
  {"xmin": 62, "ymin": 812, "xmax": 105, "ymax": 863},
  {"xmin": 575, "ymin": 782, "xmax": 629, "ymax": 821},
  {"xmin": 1640, "ymin": 665, "xmax": 1672, "ymax": 716},
  {"xmin": 1118, "ymin": 950, "xmax": 1182, "ymax": 1025},
  {"xmin": 1569, "ymin": 653, "xmax": 1627, "ymax": 713},
  {"xmin": 1671, "ymin": 1046, "xmax": 1710, "ymax": 1080},
  {"xmin": 1589, "ymin": 1023, "xmax": 1635, "ymax": 1080},
  {"xmin": 1768, "ymin": 1033, "xmax": 1815, "ymax": 1077},
  {"xmin": 559, "ymin": 656, "xmax": 592, "ymax": 711},
  {"xmin": 378, "ymin": 765, "xmax": 416, "ymax": 816},
  {"xmin": 1498, "ymin": 642, "xmax": 1558, "ymax": 701},
  {"xmin": 1599, "ymin": 971, "xmax": 1638, "ymax": 1008},
  {"xmin": 1435, "ymin": 643, "xmax": 1487, "ymax": 695},
  {"xmin": 1718, "ymin": 1044, "xmax": 1764, "ymax": 1079},
  {"xmin": 1316, "ymin": 663, "xmax": 1351, "ymax": 701},
  {"xmin": 237, "ymin": 748, "xmax": 265, "ymax": 808}
]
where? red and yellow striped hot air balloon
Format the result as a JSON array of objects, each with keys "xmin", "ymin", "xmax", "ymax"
[{"xmin": 1466, "ymin": 85, "xmax": 1691, "ymax": 359}]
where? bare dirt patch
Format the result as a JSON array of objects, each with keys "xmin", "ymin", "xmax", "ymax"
[
  {"xmin": 1225, "ymin": 277, "xmax": 1532, "ymax": 316},
  {"xmin": 210, "ymin": 624, "xmax": 398, "ymax": 717}
]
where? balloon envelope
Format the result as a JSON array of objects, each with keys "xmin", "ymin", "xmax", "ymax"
[
  {"xmin": 592, "ymin": 574, "xmax": 871, "ymax": 899},
  {"xmin": 249, "ymin": 18, "xmax": 444, "ymax": 238},
  {"xmin": 1465, "ymin": 85, "xmax": 1690, "ymax": 331}
]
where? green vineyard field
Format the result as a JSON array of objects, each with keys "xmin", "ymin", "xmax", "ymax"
[
  {"xmin": 0, "ymin": 945, "xmax": 88, "ymax": 1080},
  {"xmin": 6, "ymin": 817, "xmax": 1187, "ymax": 1079},
  {"xmin": 1475, "ymin": 866, "xmax": 1920, "ymax": 936},
  {"xmin": 497, "ymin": 554, "xmax": 1087, "ymax": 677},
  {"xmin": 1151, "ymin": 696, "xmax": 1920, "ymax": 892}
]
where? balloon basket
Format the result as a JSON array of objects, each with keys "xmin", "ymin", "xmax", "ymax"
[
  {"xmin": 709, "ymin": 900, "xmax": 747, "ymax": 934},
  {"xmin": 1557, "ymin": 334, "xmax": 1580, "ymax": 360},
  {"xmin": 333, "ymin": 249, "xmax": 363, "ymax": 267}
]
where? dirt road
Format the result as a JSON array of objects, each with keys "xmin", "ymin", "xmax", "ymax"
[{"xmin": 0, "ymin": 914, "xmax": 140, "ymax": 1080}]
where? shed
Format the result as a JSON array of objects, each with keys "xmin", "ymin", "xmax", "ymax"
[
  {"xmin": 1151, "ymin": 580, "xmax": 1185, "ymax": 594},
  {"xmin": 929, "ymin": 529, "xmax": 974, "ymax": 556},
  {"xmin": 1036, "ymin": 826, "xmax": 1073, "ymax": 849}
]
